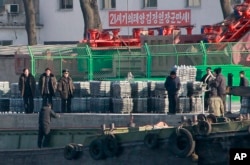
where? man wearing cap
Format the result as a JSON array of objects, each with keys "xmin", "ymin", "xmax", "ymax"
[
  {"xmin": 57, "ymin": 69, "xmax": 75, "ymax": 113},
  {"xmin": 39, "ymin": 68, "xmax": 57, "ymax": 108},
  {"xmin": 164, "ymin": 71, "xmax": 181, "ymax": 114}
]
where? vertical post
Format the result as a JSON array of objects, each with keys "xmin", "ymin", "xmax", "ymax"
[
  {"xmin": 200, "ymin": 41, "xmax": 208, "ymax": 66},
  {"xmin": 27, "ymin": 46, "xmax": 35, "ymax": 76},
  {"xmin": 144, "ymin": 43, "xmax": 151, "ymax": 78},
  {"xmin": 202, "ymin": 90, "xmax": 205, "ymax": 114},
  {"xmin": 227, "ymin": 73, "xmax": 233, "ymax": 114},
  {"xmin": 173, "ymin": 44, "xmax": 178, "ymax": 65},
  {"xmin": 116, "ymin": 49, "xmax": 121, "ymax": 80},
  {"xmin": 228, "ymin": 42, "xmax": 233, "ymax": 64},
  {"xmin": 86, "ymin": 45, "xmax": 93, "ymax": 80}
]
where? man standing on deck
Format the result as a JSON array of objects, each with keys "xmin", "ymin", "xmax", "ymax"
[
  {"xmin": 213, "ymin": 68, "xmax": 227, "ymax": 113},
  {"xmin": 38, "ymin": 104, "xmax": 60, "ymax": 148},
  {"xmin": 57, "ymin": 69, "xmax": 75, "ymax": 113},
  {"xmin": 18, "ymin": 68, "xmax": 36, "ymax": 113},
  {"xmin": 239, "ymin": 70, "xmax": 249, "ymax": 102},
  {"xmin": 200, "ymin": 67, "xmax": 214, "ymax": 111},
  {"xmin": 39, "ymin": 68, "xmax": 57, "ymax": 108},
  {"xmin": 164, "ymin": 70, "xmax": 181, "ymax": 114}
]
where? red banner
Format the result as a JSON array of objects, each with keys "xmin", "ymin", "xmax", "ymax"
[{"xmin": 109, "ymin": 10, "xmax": 191, "ymax": 26}]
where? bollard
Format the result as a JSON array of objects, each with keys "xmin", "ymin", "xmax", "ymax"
[
  {"xmin": 128, "ymin": 113, "xmax": 135, "ymax": 127},
  {"xmin": 192, "ymin": 115, "xmax": 198, "ymax": 124},
  {"xmin": 101, "ymin": 124, "xmax": 106, "ymax": 134},
  {"xmin": 239, "ymin": 114, "xmax": 243, "ymax": 121},
  {"xmin": 181, "ymin": 116, "xmax": 187, "ymax": 122},
  {"xmin": 110, "ymin": 123, "xmax": 115, "ymax": 130}
]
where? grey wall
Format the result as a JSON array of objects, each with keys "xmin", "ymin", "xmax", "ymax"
[{"xmin": 0, "ymin": 56, "xmax": 19, "ymax": 83}]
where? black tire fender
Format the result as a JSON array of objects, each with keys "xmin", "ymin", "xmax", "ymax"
[
  {"xmin": 207, "ymin": 114, "xmax": 217, "ymax": 123},
  {"xmin": 197, "ymin": 120, "xmax": 212, "ymax": 136},
  {"xmin": 64, "ymin": 143, "xmax": 83, "ymax": 160},
  {"xmin": 197, "ymin": 114, "xmax": 207, "ymax": 122},
  {"xmin": 89, "ymin": 139, "xmax": 105, "ymax": 160},
  {"xmin": 144, "ymin": 133, "xmax": 159, "ymax": 149},
  {"xmin": 103, "ymin": 134, "xmax": 119, "ymax": 157},
  {"xmin": 169, "ymin": 128, "xmax": 195, "ymax": 158}
]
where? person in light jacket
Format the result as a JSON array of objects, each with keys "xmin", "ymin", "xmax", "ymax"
[
  {"xmin": 200, "ymin": 67, "xmax": 214, "ymax": 111},
  {"xmin": 208, "ymin": 86, "xmax": 224, "ymax": 117}
]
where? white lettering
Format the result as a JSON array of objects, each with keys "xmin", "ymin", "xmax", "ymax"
[{"xmin": 234, "ymin": 153, "xmax": 247, "ymax": 160}]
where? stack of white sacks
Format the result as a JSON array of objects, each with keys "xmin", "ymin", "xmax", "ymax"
[
  {"xmin": 174, "ymin": 65, "xmax": 202, "ymax": 113},
  {"xmin": 1, "ymin": 65, "xmax": 203, "ymax": 113}
]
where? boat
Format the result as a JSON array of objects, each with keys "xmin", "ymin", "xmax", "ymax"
[
  {"xmin": 1, "ymin": 1, "xmax": 250, "ymax": 165},
  {"xmin": 0, "ymin": 111, "xmax": 250, "ymax": 165}
]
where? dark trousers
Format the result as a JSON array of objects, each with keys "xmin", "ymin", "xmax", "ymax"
[
  {"xmin": 189, "ymin": 96, "xmax": 193, "ymax": 112},
  {"xmin": 204, "ymin": 91, "xmax": 210, "ymax": 111},
  {"xmin": 42, "ymin": 94, "xmax": 53, "ymax": 108},
  {"xmin": 61, "ymin": 97, "xmax": 72, "ymax": 113},
  {"xmin": 168, "ymin": 94, "xmax": 177, "ymax": 114},
  {"xmin": 37, "ymin": 127, "xmax": 50, "ymax": 148},
  {"xmin": 23, "ymin": 96, "xmax": 34, "ymax": 113}
]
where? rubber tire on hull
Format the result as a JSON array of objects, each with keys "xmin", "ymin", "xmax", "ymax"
[
  {"xmin": 103, "ymin": 134, "xmax": 118, "ymax": 157},
  {"xmin": 64, "ymin": 143, "xmax": 83, "ymax": 160},
  {"xmin": 197, "ymin": 114, "xmax": 207, "ymax": 122},
  {"xmin": 197, "ymin": 120, "xmax": 212, "ymax": 136},
  {"xmin": 207, "ymin": 114, "xmax": 217, "ymax": 123},
  {"xmin": 89, "ymin": 139, "xmax": 105, "ymax": 160},
  {"xmin": 144, "ymin": 133, "xmax": 159, "ymax": 149},
  {"xmin": 169, "ymin": 128, "xmax": 195, "ymax": 158}
]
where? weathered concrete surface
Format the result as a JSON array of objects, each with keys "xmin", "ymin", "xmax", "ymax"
[{"xmin": 0, "ymin": 56, "xmax": 19, "ymax": 83}]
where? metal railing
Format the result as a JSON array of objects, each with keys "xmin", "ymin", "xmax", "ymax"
[{"xmin": 23, "ymin": 41, "xmax": 250, "ymax": 81}]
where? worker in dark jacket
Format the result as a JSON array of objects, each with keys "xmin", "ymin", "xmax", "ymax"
[
  {"xmin": 39, "ymin": 68, "xmax": 57, "ymax": 108},
  {"xmin": 164, "ymin": 71, "xmax": 181, "ymax": 114},
  {"xmin": 57, "ymin": 69, "xmax": 75, "ymax": 113},
  {"xmin": 18, "ymin": 68, "xmax": 36, "ymax": 113},
  {"xmin": 213, "ymin": 68, "xmax": 227, "ymax": 112},
  {"xmin": 239, "ymin": 70, "xmax": 249, "ymax": 102},
  {"xmin": 38, "ymin": 104, "xmax": 60, "ymax": 148}
]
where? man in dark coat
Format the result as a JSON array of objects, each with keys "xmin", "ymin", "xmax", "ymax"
[
  {"xmin": 39, "ymin": 68, "xmax": 57, "ymax": 108},
  {"xmin": 213, "ymin": 68, "xmax": 227, "ymax": 112},
  {"xmin": 57, "ymin": 69, "xmax": 75, "ymax": 113},
  {"xmin": 239, "ymin": 70, "xmax": 249, "ymax": 102},
  {"xmin": 164, "ymin": 71, "xmax": 181, "ymax": 114},
  {"xmin": 200, "ymin": 67, "xmax": 214, "ymax": 111},
  {"xmin": 38, "ymin": 104, "xmax": 60, "ymax": 148},
  {"xmin": 18, "ymin": 68, "xmax": 36, "ymax": 113}
]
